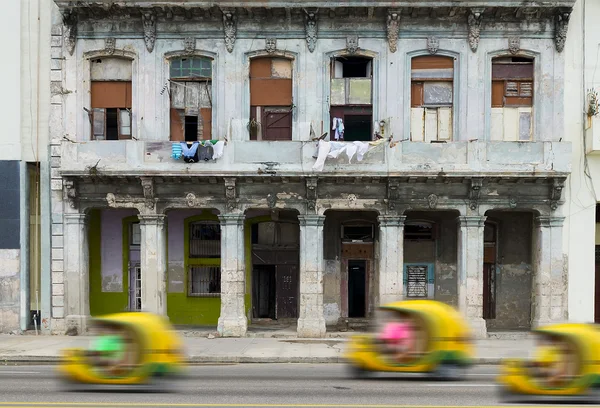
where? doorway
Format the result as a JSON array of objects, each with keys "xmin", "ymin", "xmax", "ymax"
[
  {"xmin": 128, "ymin": 221, "xmax": 141, "ymax": 311},
  {"xmin": 253, "ymin": 265, "xmax": 276, "ymax": 319},
  {"xmin": 483, "ymin": 222, "xmax": 497, "ymax": 320},
  {"xmin": 348, "ymin": 260, "xmax": 367, "ymax": 318},
  {"xmin": 595, "ymin": 246, "xmax": 600, "ymax": 323}
]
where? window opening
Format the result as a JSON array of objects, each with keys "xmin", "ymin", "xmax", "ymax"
[
  {"xmin": 330, "ymin": 56, "xmax": 373, "ymax": 142},
  {"xmin": 410, "ymin": 55, "xmax": 454, "ymax": 142},
  {"xmin": 491, "ymin": 56, "xmax": 533, "ymax": 141},
  {"xmin": 184, "ymin": 116, "xmax": 199, "ymax": 142},
  {"xmin": 342, "ymin": 225, "xmax": 374, "ymax": 242},
  {"xmin": 404, "ymin": 222, "xmax": 434, "ymax": 241},
  {"xmin": 189, "ymin": 222, "xmax": 221, "ymax": 258},
  {"xmin": 170, "ymin": 56, "xmax": 213, "ymax": 141},
  {"xmin": 130, "ymin": 222, "xmax": 141, "ymax": 246},
  {"xmin": 250, "ymin": 57, "xmax": 293, "ymax": 141},
  {"xmin": 189, "ymin": 266, "xmax": 221, "ymax": 296}
]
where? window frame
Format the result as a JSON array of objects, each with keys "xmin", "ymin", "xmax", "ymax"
[
  {"xmin": 188, "ymin": 265, "xmax": 221, "ymax": 297},
  {"xmin": 170, "ymin": 56, "xmax": 213, "ymax": 81},
  {"xmin": 184, "ymin": 215, "xmax": 222, "ymax": 298}
]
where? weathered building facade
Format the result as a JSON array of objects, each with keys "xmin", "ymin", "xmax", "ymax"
[{"xmin": 49, "ymin": 0, "xmax": 574, "ymax": 338}]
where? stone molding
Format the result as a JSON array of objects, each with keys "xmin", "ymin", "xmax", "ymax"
[
  {"xmin": 142, "ymin": 10, "xmax": 157, "ymax": 53},
  {"xmin": 298, "ymin": 214, "xmax": 325, "ymax": 227},
  {"xmin": 535, "ymin": 216, "xmax": 565, "ymax": 228},
  {"xmin": 427, "ymin": 36, "xmax": 439, "ymax": 54},
  {"xmin": 138, "ymin": 214, "xmax": 166, "ymax": 225},
  {"xmin": 222, "ymin": 9, "xmax": 237, "ymax": 53},
  {"xmin": 554, "ymin": 10, "xmax": 571, "ymax": 53},
  {"xmin": 265, "ymin": 38, "xmax": 277, "ymax": 54},
  {"xmin": 304, "ymin": 10, "xmax": 318, "ymax": 53},
  {"xmin": 218, "ymin": 213, "xmax": 245, "ymax": 226},
  {"xmin": 467, "ymin": 8, "xmax": 483, "ymax": 52},
  {"xmin": 457, "ymin": 215, "xmax": 486, "ymax": 228},
  {"xmin": 62, "ymin": 9, "xmax": 77, "ymax": 56},
  {"xmin": 63, "ymin": 213, "xmax": 88, "ymax": 224},
  {"xmin": 386, "ymin": 10, "xmax": 400, "ymax": 53},
  {"xmin": 377, "ymin": 215, "xmax": 407, "ymax": 227}
]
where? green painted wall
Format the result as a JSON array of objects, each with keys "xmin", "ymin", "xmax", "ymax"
[{"xmin": 89, "ymin": 210, "xmax": 129, "ymax": 316}]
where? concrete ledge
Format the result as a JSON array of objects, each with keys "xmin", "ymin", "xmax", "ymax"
[{"xmin": 0, "ymin": 355, "xmax": 505, "ymax": 365}]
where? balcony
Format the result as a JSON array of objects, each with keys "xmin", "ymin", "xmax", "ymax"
[{"xmin": 57, "ymin": 140, "xmax": 571, "ymax": 178}]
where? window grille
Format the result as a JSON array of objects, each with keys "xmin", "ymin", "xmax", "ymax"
[
  {"xmin": 189, "ymin": 266, "xmax": 221, "ymax": 297},
  {"xmin": 189, "ymin": 222, "xmax": 221, "ymax": 258},
  {"xmin": 406, "ymin": 265, "xmax": 428, "ymax": 298}
]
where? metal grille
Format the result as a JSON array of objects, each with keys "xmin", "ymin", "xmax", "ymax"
[
  {"xmin": 189, "ymin": 266, "xmax": 221, "ymax": 296},
  {"xmin": 133, "ymin": 265, "xmax": 142, "ymax": 311},
  {"xmin": 406, "ymin": 265, "xmax": 428, "ymax": 298},
  {"xmin": 189, "ymin": 222, "xmax": 221, "ymax": 258}
]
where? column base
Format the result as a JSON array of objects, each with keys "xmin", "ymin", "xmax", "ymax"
[
  {"xmin": 467, "ymin": 317, "xmax": 487, "ymax": 339},
  {"xmin": 297, "ymin": 317, "xmax": 326, "ymax": 338},
  {"xmin": 217, "ymin": 316, "xmax": 248, "ymax": 338},
  {"xmin": 65, "ymin": 315, "xmax": 90, "ymax": 336}
]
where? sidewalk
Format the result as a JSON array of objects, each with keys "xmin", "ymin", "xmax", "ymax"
[{"xmin": 0, "ymin": 333, "xmax": 534, "ymax": 365}]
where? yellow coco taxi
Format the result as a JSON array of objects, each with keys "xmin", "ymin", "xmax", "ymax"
[
  {"xmin": 344, "ymin": 300, "xmax": 475, "ymax": 380},
  {"xmin": 57, "ymin": 312, "xmax": 186, "ymax": 392},
  {"xmin": 497, "ymin": 323, "xmax": 600, "ymax": 403}
]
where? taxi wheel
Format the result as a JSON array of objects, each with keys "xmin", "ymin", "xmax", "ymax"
[
  {"xmin": 348, "ymin": 365, "xmax": 371, "ymax": 379},
  {"xmin": 432, "ymin": 364, "xmax": 465, "ymax": 381}
]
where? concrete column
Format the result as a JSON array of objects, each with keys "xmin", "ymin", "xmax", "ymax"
[
  {"xmin": 217, "ymin": 213, "xmax": 247, "ymax": 337},
  {"xmin": 297, "ymin": 215, "xmax": 326, "ymax": 338},
  {"xmin": 64, "ymin": 213, "xmax": 89, "ymax": 334},
  {"xmin": 139, "ymin": 214, "xmax": 167, "ymax": 316},
  {"xmin": 532, "ymin": 216, "xmax": 566, "ymax": 328},
  {"xmin": 457, "ymin": 215, "xmax": 487, "ymax": 339},
  {"xmin": 378, "ymin": 215, "xmax": 406, "ymax": 306}
]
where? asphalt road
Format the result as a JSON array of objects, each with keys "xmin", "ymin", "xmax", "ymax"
[{"xmin": 0, "ymin": 364, "xmax": 584, "ymax": 408}]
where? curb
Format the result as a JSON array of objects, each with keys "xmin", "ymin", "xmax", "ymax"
[{"xmin": 1, "ymin": 356, "xmax": 504, "ymax": 365}]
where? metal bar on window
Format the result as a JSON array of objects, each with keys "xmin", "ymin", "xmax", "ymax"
[{"xmin": 189, "ymin": 265, "xmax": 221, "ymax": 297}]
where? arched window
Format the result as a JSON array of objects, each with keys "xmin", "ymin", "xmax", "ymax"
[
  {"xmin": 410, "ymin": 55, "xmax": 454, "ymax": 142},
  {"xmin": 491, "ymin": 56, "xmax": 534, "ymax": 141},
  {"xmin": 169, "ymin": 56, "xmax": 213, "ymax": 142}
]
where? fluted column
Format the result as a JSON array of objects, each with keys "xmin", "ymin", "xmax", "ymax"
[
  {"xmin": 457, "ymin": 215, "xmax": 487, "ymax": 339},
  {"xmin": 378, "ymin": 215, "xmax": 406, "ymax": 305},
  {"xmin": 217, "ymin": 214, "xmax": 247, "ymax": 337},
  {"xmin": 532, "ymin": 216, "xmax": 567, "ymax": 328},
  {"xmin": 64, "ymin": 213, "xmax": 90, "ymax": 334},
  {"xmin": 139, "ymin": 214, "xmax": 168, "ymax": 316},
  {"xmin": 297, "ymin": 215, "xmax": 326, "ymax": 338}
]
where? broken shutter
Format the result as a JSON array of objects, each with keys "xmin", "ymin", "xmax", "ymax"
[
  {"xmin": 91, "ymin": 81, "xmax": 132, "ymax": 108},
  {"xmin": 170, "ymin": 108, "xmax": 184, "ymax": 141},
  {"xmin": 92, "ymin": 108, "xmax": 106, "ymax": 140},
  {"xmin": 200, "ymin": 108, "xmax": 212, "ymax": 140}
]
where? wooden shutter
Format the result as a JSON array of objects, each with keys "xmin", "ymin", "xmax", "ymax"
[
  {"xmin": 170, "ymin": 108, "xmax": 184, "ymax": 141},
  {"xmin": 91, "ymin": 81, "xmax": 132, "ymax": 108},
  {"xmin": 92, "ymin": 108, "xmax": 106, "ymax": 140},
  {"xmin": 200, "ymin": 108, "xmax": 212, "ymax": 140}
]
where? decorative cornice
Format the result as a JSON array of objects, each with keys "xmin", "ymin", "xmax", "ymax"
[
  {"xmin": 304, "ymin": 10, "xmax": 318, "ymax": 53},
  {"xmin": 427, "ymin": 194, "xmax": 439, "ymax": 209},
  {"xmin": 183, "ymin": 37, "xmax": 196, "ymax": 54},
  {"xmin": 62, "ymin": 9, "xmax": 78, "ymax": 56},
  {"xmin": 222, "ymin": 9, "xmax": 237, "ymax": 53},
  {"xmin": 468, "ymin": 178, "xmax": 483, "ymax": 211},
  {"xmin": 137, "ymin": 214, "xmax": 167, "ymax": 225},
  {"xmin": 64, "ymin": 212, "xmax": 88, "ymax": 224},
  {"xmin": 218, "ymin": 213, "xmax": 245, "ymax": 226},
  {"xmin": 467, "ymin": 8, "xmax": 483, "ymax": 53},
  {"xmin": 265, "ymin": 37, "xmax": 277, "ymax": 54},
  {"xmin": 142, "ymin": 10, "xmax": 156, "ymax": 53},
  {"xmin": 140, "ymin": 177, "xmax": 155, "ymax": 210},
  {"xmin": 550, "ymin": 178, "xmax": 565, "ymax": 210},
  {"xmin": 224, "ymin": 178, "xmax": 237, "ymax": 211},
  {"xmin": 386, "ymin": 10, "xmax": 400, "ymax": 53},
  {"xmin": 346, "ymin": 35, "xmax": 359, "ymax": 55},
  {"xmin": 64, "ymin": 178, "xmax": 78, "ymax": 209}
]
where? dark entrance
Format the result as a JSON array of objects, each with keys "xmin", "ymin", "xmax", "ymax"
[
  {"xmin": 595, "ymin": 246, "xmax": 600, "ymax": 323},
  {"xmin": 253, "ymin": 265, "xmax": 276, "ymax": 319},
  {"xmin": 348, "ymin": 260, "xmax": 366, "ymax": 318},
  {"xmin": 276, "ymin": 265, "xmax": 298, "ymax": 319},
  {"xmin": 483, "ymin": 222, "xmax": 497, "ymax": 320}
]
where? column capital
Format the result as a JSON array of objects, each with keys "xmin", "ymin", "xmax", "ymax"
[
  {"xmin": 378, "ymin": 215, "xmax": 406, "ymax": 227},
  {"xmin": 298, "ymin": 214, "xmax": 325, "ymax": 227},
  {"xmin": 218, "ymin": 213, "xmax": 245, "ymax": 226},
  {"xmin": 64, "ymin": 212, "xmax": 88, "ymax": 224},
  {"xmin": 457, "ymin": 215, "xmax": 486, "ymax": 228},
  {"xmin": 138, "ymin": 214, "xmax": 166, "ymax": 225},
  {"xmin": 535, "ymin": 216, "xmax": 565, "ymax": 228}
]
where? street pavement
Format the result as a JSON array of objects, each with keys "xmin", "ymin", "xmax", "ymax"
[
  {"xmin": 0, "ymin": 363, "xmax": 524, "ymax": 407},
  {"xmin": 0, "ymin": 335, "xmax": 535, "ymax": 364}
]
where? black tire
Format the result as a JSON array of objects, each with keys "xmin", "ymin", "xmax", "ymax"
[
  {"xmin": 431, "ymin": 363, "xmax": 465, "ymax": 381},
  {"xmin": 348, "ymin": 364, "xmax": 371, "ymax": 379}
]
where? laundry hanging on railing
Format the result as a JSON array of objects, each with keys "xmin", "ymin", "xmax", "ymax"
[
  {"xmin": 332, "ymin": 117, "xmax": 345, "ymax": 140},
  {"xmin": 312, "ymin": 140, "xmax": 382, "ymax": 172},
  {"xmin": 171, "ymin": 140, "xmax": 225, "ymax": 162}
]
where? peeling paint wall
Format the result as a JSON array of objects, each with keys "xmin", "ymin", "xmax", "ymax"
[
  {"xmin": 0, "ymin": 249, "xmax": 20, "ymax": 333},
  {"xmin": 486, "ymin": 211, "xmax": 533, "ymax": 331}
]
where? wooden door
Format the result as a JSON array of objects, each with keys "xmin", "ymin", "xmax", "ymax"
[{"xmin": 276, "ymin": 264, "xmax": 298, "ymax": 319}]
